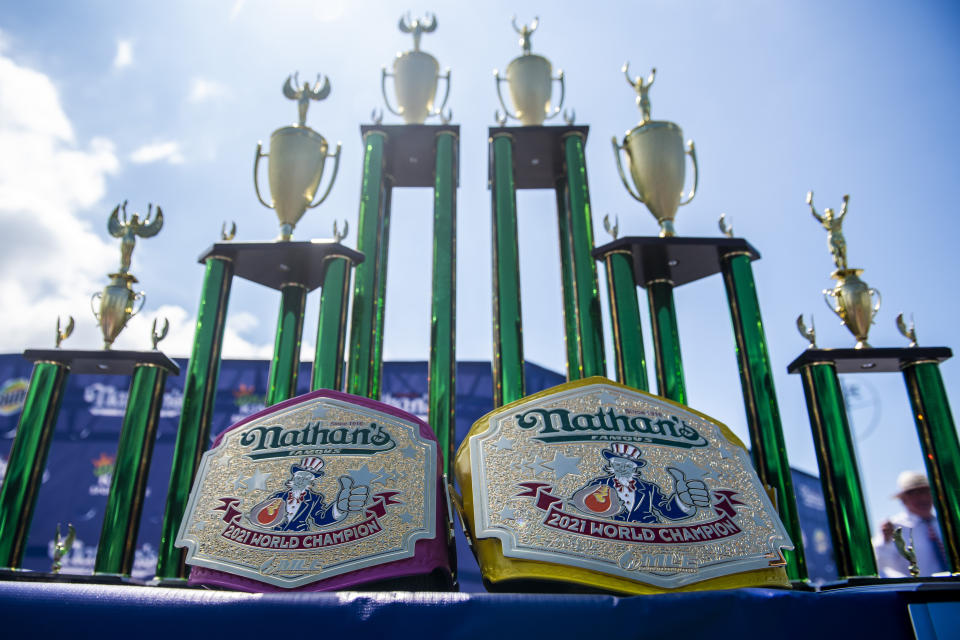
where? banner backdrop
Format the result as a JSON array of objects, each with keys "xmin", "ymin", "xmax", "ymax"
[{"xmin": 0, "ymin": 355, "xmax": 836, "ymax": 586}]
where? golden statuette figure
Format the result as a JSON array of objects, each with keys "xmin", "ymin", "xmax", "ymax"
[
  {"xmin": 108, "ymin": 200, "xmax": 163, "ymax": 275},
  {"xmin": 896, "ymin": 313, "xmax": 918, "ymax": 347},
  {"xmin": 380, "ymin": 13, "xmax": 452, "ymax": 124},
  {"xmin": 151, "ymin": 317, "xmax": 169, "ymax": 350},
  {"xmin": 51, "ymin": 523, "xmax": 76, "ymax": 574},
  {"xmin": 55, "ymin": 316, "xmax": 74, "ymax": 348},
  {"xmin": 796, "ymin": 314, "xmax": 817, "ymax": 349},
  {"xmin": 494, "ymin": 16, "xmax": 565, "ymax": 126},
  {"xmin": 254, "ymin": 73, "xmax": 342, "ymax": 241},
  {"xmin": 625, "ymin": 64, "xmax": 656, "ymax": 124},
  {"xmin": 806, "ymin": 191, "xmax": 849, "ymax": 272},
  {"xmin": 892, "ymin": 526, "xmax": 921, "ymax": 577}
]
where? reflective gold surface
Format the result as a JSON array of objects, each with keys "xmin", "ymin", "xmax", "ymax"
[
  {"xmin": 91, "ymin": 272, "xmax": 144, "ymax": 350},
  {"xmin": 796, "ymin": 314, "xmax": 817, "ymax": 349},
  {"xmin": 823, "ymin": 268, "xmax": 881, "ymax": 349},
  {"xmin": 381, "ymin": 14, "xmax": 451, "ymax": 124},
  {"xmin": 807, "ymin": 191, "xmax": 849, "ymax": 272},
  {"xmin": 494, "ymin": 17, "xmax": 564, "ymax": 126},
  {"xmin": 896, "ymin": 313, "xmax": 918, "ymax": 347},
  {"xmin": 55, "ymin": 315, "xmax": 73, "ymax": 348},
  {"xmin": 108, "ymin": 200, "xmax": 163, "ymax": 275}
]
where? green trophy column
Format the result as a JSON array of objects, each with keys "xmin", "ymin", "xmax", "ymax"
[
  {"xmin": 348, "ymin": 131, "xmax": 388, "ymax": 399},
  {"xmin": 647, "ymin": 279, "xmax": 686, "ymax": 404},
  {"xmin": 0, "ymin": 361, "xmax": 70, "ymax": 568},
  {"xmin": 429, "ymin": 131, "xmax": 457, "ymax": 471},
  {"xmin": 369, "ymin": 183, "xmax": 393, "ymax": 399},
  {"xmin": 156, "ymin": 255, "xmax": 233, "ymax": 579},
  {"xmin": 902, "ymin": 360, "xmax": 960, "ymax": 571},
  {"xmin": 799, "ymin": 361, "xmax": 877, "ymax": 578},
  {"xmin": 721, "ymin": 252, "xmax": 807, "ymax": 581},
  {"xmin": 602, "ymin": 252, "xmax": 648, "ymax": 391},
  {"xmin": 556, "ymin": 132, "xmax": 605, "ymax": 380},
  {"xmin": 491, "ymin": 133, "xmax": 524, "ymax": 407},
  {"xmin": 95, "ymin": 363, "xmax": 169, "ymax": 575},
  {"xmin": 266, "ymin": 283, "xmax": 307, "ymax": 406},
  {"xmin": 312, "ymin": 256, "xmax": 352, "ymax": 391}
]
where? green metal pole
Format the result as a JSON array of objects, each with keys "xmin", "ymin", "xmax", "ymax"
[
  {"xmin": 95, "ymin": 363, "xmax": 168, "ymax": 576},
  {"xmin": 266, "ymin": 283, "xmax": 307, "ymax": 406},
  {"xmin": 902, "ymin": 360, "xmax": 960, "ymax": 572},
  {"xmin": 369, "ymin": 183, "xmax": 393, "ymax": 400},
  {"xmin": 556, "ymin": 183, "xmax": 578, "ymax": 379},
  {"xmin": 312, "ymin": 256, "xmax": 352, "ymax": 392},
  {"xmin": 490, "ymin": 132, "xmax": 524, "ymax": 407},
  {"xmin": 721, "ymin": 252, "xmax": 807, "ymax": 581},
  {"xmin": 557, "ymin": 132, "xmax": 605, "ymax": 379},
  {"xmin": 348, "ymin": 131, "xmax": 388, "ymax": 399},
  {"xmin": 0, "ymin": 361, "xmax": 69, "ymax": 568},
  {"xmin": 646, "ymin": 279, "xmax": 686, "ymax": 404},
  {"xmin": 429, "ymin": 131, "xmax": 457, "ymax": 473},
  {"xmin": 799, "ymin": 361, "xmax": 877, "ymax": 578},
  {"xmin": 602, "ymin": 252, "xmax": 649, "ymax": 392},
  {"xmin": 156, "ymin": 255, "xmax": 232, "ymax": 580}
]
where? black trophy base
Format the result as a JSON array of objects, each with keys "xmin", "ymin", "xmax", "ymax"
[
  {"xmin": 360, "ymin": 124, "xmax": 460, "ymax": 188},
  {"xmin": 487, "ymin": 125, "xmax": 590, "ymax": 189},
  {"xmin": 0, "ymin": 568, "xmax": 145, "ymax": 586},
  {"xmin": 22, "ymin": 349, "xmax": 179, "ymax": 376},
  {"xmin": 199, "ymin": 241, "xmax": 363, "ymax": 292},
  {"xmin": 787, "ymin": 347, "xmax": 952, "ymax": 374}
]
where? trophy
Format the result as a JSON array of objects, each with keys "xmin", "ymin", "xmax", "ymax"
[
  {"xmin": 91, "ymin": 201, "xmax": 161, "ymax": 349},
  {"xmin": 254, "ymin": 73, "xmax": 341, "ymax": 241},
  {"xmin": 612, "ymin": 64, "xmax": 698, "ymax": 237},
  {"xmin": 380, "ymin": 14, "xmax": 451, "ymax": 124},
  {"xmin": 807, "ymin": 192, "xmax": 881, "ymax": 348},
  {"xmin": 493, "ymin": 17, "xmax": 565, "ymax": 125}
]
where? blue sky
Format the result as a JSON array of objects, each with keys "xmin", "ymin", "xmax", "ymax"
[{"xmin": 0, "ymin": 0, "xmax": 959, "ymax": 535}]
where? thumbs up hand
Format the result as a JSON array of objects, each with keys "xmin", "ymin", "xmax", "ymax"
[
  {"xmin": 667, "ymin": 467, "xmax": 710, "ymax": 508},
  {"xmin": 336, "ymin": 476, "xmax": 370, "ymax": 513}
]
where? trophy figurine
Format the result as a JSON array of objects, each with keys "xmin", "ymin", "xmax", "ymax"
[
  {"xmin": 807, "ymin": 192, "xmax": 881, "ymax": 348},
  {"xmin": 381, "ymin": 13, "xmax": 452, "ymax": 124},
  {"xmin": 493, "ymin": 16, "xmax": 565, "ymax": 125},
  {"xmin": 612, "ymin": 64, "xmax": 698, "ymax": 237},
  {"xmin": 51, "ymin": 523, "xmax": 76, "ymax": 574},
  {"xmin": 91, "ymin": 201, "xmax": 160, "ymax": 349},
  {"xmin": 254, "ymin": 72, "xmax": 342, "ymax": 241}
]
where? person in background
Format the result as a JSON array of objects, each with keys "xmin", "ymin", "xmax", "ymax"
[{"xmin": 873, "ymin": 471, "xmax": 948, "ymax": 577}]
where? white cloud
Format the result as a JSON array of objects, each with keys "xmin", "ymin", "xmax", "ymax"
[
  {"xmin": 0, "ymin": 51, "xmax": 120, "ymax": 351},
  {"xmin": 113, "ymin": 39, "xmax": 133, "ymax": 69},
  {"xmin": 228, "ymin": 0, "xmax": 245, "ymax": 21},
  {"xmin": 187, "ymin": 77, "xmax": 228, "ymax": 104},
  {"xmin": 129, "ymin": 141, "xmax": 184, "ymax": 165},
  {"xmin": 115, "ymin": 306, "xmax": 272, "ymax": 358}
]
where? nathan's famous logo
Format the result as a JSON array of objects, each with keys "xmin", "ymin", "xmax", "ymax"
[
  {"xmin": 90, "ymin": 452, "xmax": 115, "ymax": 496},
  {"xmin": 239, "ymin": 419, "xmax": 396, "ymax": 460},
  {"xmin": 0, "ymin": 378, "xmax": 29, "ymax": 416},
  {"xmin": 514, "ymin": 406, "xmax": 708, "ymax": 448}
]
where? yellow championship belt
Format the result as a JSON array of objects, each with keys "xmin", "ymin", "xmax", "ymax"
[{"xmin": 454, "ymin": 377, "xmax": 792, "ymax": 594}]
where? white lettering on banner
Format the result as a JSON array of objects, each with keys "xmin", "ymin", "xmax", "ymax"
[
  {"xmin": 83, "ymin": 383, "xmax": 183, "ymax": 418},
  {"xmin": 381, "ymin": 393, "xmax": 428, "ymax": 420}
]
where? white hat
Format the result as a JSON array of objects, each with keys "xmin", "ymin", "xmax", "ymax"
[{"xmin": 895, "ymin": 470, "xmax": 929, "ymax": 496}]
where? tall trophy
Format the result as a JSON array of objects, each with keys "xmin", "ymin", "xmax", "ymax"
[
  {"xmin": 254, "ymin": 73, "xmax": 342, "ymax": 241},
  {"xmin": 90, "ymin": 201, "xmax": 159, "ymax": 349},
  {"xmin": 612, "ymin": 64, "xmax": 697, "ymax": 237},
  {"xmin": 380, "ymin": 13, "xmax": 451, "ymax": 124},
  {"xmin": 493, "ymin": 17, "xmax": 565, "ymax": 125},
  {"xmin": 807, "ymin": 192, "xmax": 881, "ymax": 348}
]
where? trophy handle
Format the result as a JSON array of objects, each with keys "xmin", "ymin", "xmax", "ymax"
[
  {"xmin": 869, "ymin": 288, "xmax": 882, "ymax": 322},
  {"xmin": 90, "ymin": 292, "xmax": 102, "ymax": 322},
  {"xmin": 611, "ymin": 136, "xmax": 644, "ymax": 202},
  {"xmin": 544, "ymin": 69, "xmax": 565, "ymax": 121},
  {"xmin": 679, "ymin": 140, "xmax": 698, "ymax": 206},
  {"xmin": 493, "ymin": 70, "xmax": 519, "ymax": 122},
  {"xmin": 253, "ymin": 142, "xmax": 273, "ymax": 209},
  {"xmin": 431, "ymin": 68, "xmax": 451, "ymax": 118},
  {"xmin": 822, "ymin": 289, "xmax": 841, "ymax": 317},
  {"xmin": 308, "ymin": 142, "xmax": 342, "ymax": 209},
  {"xmin": 380, "ymin": 68, "xmax": 404, "ymax": 117},
  {"xmin": 131, "ymin": 291, "xmax": 146, "ymax": 318}
]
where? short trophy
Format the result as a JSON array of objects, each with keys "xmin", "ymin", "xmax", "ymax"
[
  {"xmin": 91, "ymin": 201, "xmax": 161, "ymax": 349},
  {"xmin": 493, "ymin": 16, "xmax": 565, "ymax": 125},
  {"xmin": 380, "ymin": 13, "xmax": 451, "ymax": 124},
  {"xmin": 254, "ymin": 73, "xmax": 342, "ymax": 241},
  {"xmin": 612, "ymin": 64, "xmax": 698, "ymax": 237},
  {"xmin": 807, "ymin": 191, "xmax": 881, "ymax": 348}
]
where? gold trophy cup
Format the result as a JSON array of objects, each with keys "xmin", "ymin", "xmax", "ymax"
[
  {"xmin": 254, "ymin": 73, "xmax": 342, "ymax": 241},
  {"xmin": 381, "ymin": 14, "xmax": 451, "ymax": 124},
  {"xmin": 494, "ymin": 17, "xmax": 565, "ymax": 126},
  {"xmin": 612, "ymin": 64, "xmax": 698, "ymax": 237},
  {"xmin": 807, "ymin": 192, "xmax": 881, "ymax": 349}
]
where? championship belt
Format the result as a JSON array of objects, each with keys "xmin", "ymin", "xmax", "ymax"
[
  {"xmin": 453, "ymin": 377, "xmax": 793, "ymax": 594},
  {"xmin": 176, "ymin": 389, "xmax": 453, "ymax": 591}
]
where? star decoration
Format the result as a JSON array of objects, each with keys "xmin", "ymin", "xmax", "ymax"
[
  {"xmin": 374, "ymin": 469, "xmax": 399, "ymax": 485},
  {"xmin": 498, "ymin": 506, "xmax": 517, "ymax": 521},
  {"xmin": 492, "ymin": 435, "xmax": 514, "ymax": 450},
  {"xmin": 310, "ymin": 404, "xmax": 329, "ymax": 419},
  {"xmin": 247, "ymin": 468, "xmax": 272, "ymax": 491},
  {"xmin": 232, "ymin": 474, "xmax": 248, "ymax": 491},
  {"xmin": 597, "ymin": 389, "xmax": 618, "ymax": 405},
  {"xmin": 400, "ymin": 445, "xmax": 418, "ymax": 459},
  {"xmin": 398, "ymin": 512, "xmax": 414, "ymax": 524},
  {"xmin": 348, "ymin": 464, "xmax": 378, "ymax": 486},
  {"xmin": 543, "ymin": 452, "xmax": 582, "ymax": 480}
]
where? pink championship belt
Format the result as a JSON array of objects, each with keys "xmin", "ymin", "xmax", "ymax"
[{"xmin": 176, "ymin": 389, "xmax": 453, "ymax": 591}]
